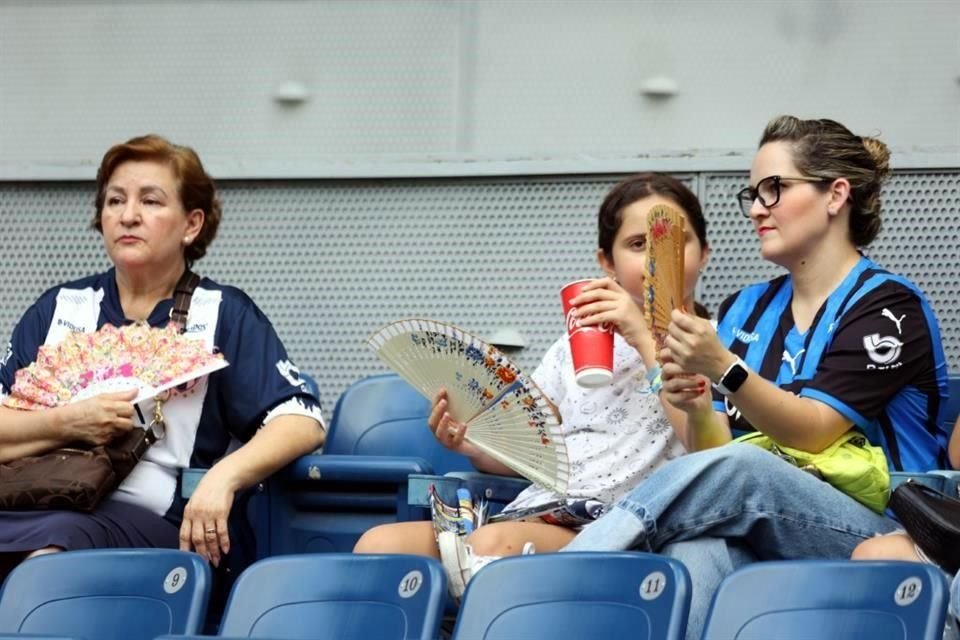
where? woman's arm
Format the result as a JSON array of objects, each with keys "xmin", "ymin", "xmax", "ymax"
[
  {"xmin": 181, "ymin": 414, "xmax": 325, "ymax": 566},
  {"xmin": 710, "ymin": 365, "xmax": 852, "ymax": 451},
  {"xmin": 0, "ymin": 390, "xmax": 138, "ymax": 463},
  {"xmin": 664, "ymin": 310, "xmax": 852, "ymax": 452}
]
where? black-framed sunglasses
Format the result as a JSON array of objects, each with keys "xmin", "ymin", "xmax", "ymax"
[{"xmin": 735, "ymin": 175, "xmax": 831, "ymax": 218}]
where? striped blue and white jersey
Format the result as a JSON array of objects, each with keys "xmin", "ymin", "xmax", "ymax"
[
  {"xmin": 713, "ymin": 256, "xmax": 949, "ymax": 472},
  {"xmin": 0, "ymin": 269, "xmax": 324, "ymax": 523}
]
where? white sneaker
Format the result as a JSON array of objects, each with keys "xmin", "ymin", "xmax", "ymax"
[{"xmin": 437, "ymin": 531, "xmax": 535, "ymax": 599}]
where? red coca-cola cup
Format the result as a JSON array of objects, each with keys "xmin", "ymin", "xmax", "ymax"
[{"xmin": 561, "ymin": 279, "xmax": 614, "ymax": 388}]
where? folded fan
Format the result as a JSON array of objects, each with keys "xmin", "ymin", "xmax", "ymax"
[
  {"xmin": 366, "ymin": 318, "xmax": 569, "ymax": 495},
  {"xmin": 644, "ymin": 204, "xmax": 687, "ymax": 355},
  {"xmin": 3, "ymin": 323, "xmax": 228, "ymax": 411}
]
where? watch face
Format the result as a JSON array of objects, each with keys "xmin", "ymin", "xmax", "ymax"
[{"xmin": 724, "ymin": 363, "xmax": 749, "ymax": 393}]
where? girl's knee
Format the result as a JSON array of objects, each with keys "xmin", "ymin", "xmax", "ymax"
[
  {"xmin": 353, "ymin": 524, "xmax": 398, "ymax": 554},
  {"xmin": 353, "ymin": 522, "xmax": 436, "ymax": 556},
  {"xmin": 466, "ymin": 524, "xmax": 528, "ymax": 556}
]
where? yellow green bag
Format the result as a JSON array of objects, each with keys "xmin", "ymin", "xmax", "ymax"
[{"xmin": 734, "ymin": 430, "xmax": 890, "ymax": 513}]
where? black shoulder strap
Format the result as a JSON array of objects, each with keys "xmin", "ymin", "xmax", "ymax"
[{"xmin": 169, "ymin": 270, "xmax": 201, "ymax": 332}]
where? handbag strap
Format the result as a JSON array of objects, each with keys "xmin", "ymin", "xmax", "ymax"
[
  {"xmin": 142, "ymin": 269, "xmax": 200, "ymax": 442},
  {"xmin": 168, "ymin": 270, "xmax": 201, "ymax": 332}
]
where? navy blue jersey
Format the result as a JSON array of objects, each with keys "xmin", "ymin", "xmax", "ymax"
[
  {"xmin": 712, "ymin": 257, "xmax": 949, "ymax": 472},
  {"xmin": 0, "ymin": 269, "xmax": 324, "ymax": 523}
]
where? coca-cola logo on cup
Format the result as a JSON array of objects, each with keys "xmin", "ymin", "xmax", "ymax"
[{"xmin": 566, "ymin": 308, "xmax": 613, "ymax": 336}]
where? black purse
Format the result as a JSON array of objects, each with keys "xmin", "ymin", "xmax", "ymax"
[
  {"xmin": 888, "ymin": 480, "xmax": 960, "ymax": 574},
  {"xmin": 0, "ymin": 271, "xmax": 199, "ymax": 512}
]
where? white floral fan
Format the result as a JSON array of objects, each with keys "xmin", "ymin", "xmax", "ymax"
[
  {"xmin": 3, "ymin": 323, "xmax": 228, "ymax": 411},
  {"xmin": 366, "ymin": 318, "xmax": 569, "ymax": 495}
]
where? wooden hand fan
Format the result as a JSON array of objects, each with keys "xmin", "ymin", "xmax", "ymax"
[
  {"xmin": 3, "ymin": 323, "xmax": 228, "ymax": 411},
  {"xmin": 366, "ymin": 318, "xmax": 569, "ymax": 495},
  {"xmin": 644, "ymin": 204, "xmax": 687, "ymax": 355}
]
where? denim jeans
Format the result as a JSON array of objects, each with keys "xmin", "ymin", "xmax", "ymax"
[
  {"xmin": 660, "ymin": 538, "xmax": 756, "ymax": 640},
  {"xmin": 563, "ymin": 443, "xmax": 899, "ymax": 640}
]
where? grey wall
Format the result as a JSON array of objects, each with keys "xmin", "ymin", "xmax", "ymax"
[
  {"xmin": 1, "ymin": 0, "xmax": 958, "ymax": 416},
  {"xmin": 1, "ymin": 0, "xmax": 957, "ymax": 179},
  {"xmin": 2, "ymin": 170, "xmax": 958, "ymax": 418}
]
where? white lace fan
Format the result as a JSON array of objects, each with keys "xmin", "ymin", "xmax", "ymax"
[
  {"xmin": 366, "ymin": 318, "xmax": 570, "ymax": 495},
  {"xmin": 3, "ymin": 323, "xmax": 228, "ymax": 411}
]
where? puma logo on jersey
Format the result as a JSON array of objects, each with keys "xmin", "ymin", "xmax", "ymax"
[
  {"xmin": 781, "ymin": 348, "xmax": 805, "ymax": 376},
  {"xmin": 881, "ymin": 308, "xmax": 906, "ymax": 335}
]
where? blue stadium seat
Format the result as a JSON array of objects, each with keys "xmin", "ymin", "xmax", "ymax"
[
  {"xmin": 0, "ymin": 635, "xmax": 80, "ymax": 640},
  {"xmin": 701, "ymin": 560, "xmax": 949, "ymax": 640},
  {"xmin": 0, "ymin": 549, "xmax": 210, "ymax": 640},
  {"xmin": 944, "ymin": 374, "xmax": 960, "ymax": 430},
  {"xmin": 263, "ymin": 374, "xmax": 478, "ymax": 554},
  {"xmin": 887, "ymin": 373, "xmax": 960, "ymax": 495},
  {"xmin": 162, "ymin": 553, "xmax": 446, "ymax": 640},
  {"xmin": 451, "ymin": 552, "xmax": 691, "ymax": 640}
]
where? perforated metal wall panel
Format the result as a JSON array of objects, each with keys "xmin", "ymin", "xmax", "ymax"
[{"xmin": 1, "ymin": 171, "xmax": 957, "ymax": 416}]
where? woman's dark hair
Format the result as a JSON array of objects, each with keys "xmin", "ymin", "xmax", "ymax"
[
  {"xmin": 93, "ymin": 134, "xmax": 221, "ymax": 266},
  {"xmin": 759, "ymin": 115, "xmax": 891, "ymax": 247},
  {"xmin": 597, "ymin": 172, "xmax": 710, "ymax": 318}
]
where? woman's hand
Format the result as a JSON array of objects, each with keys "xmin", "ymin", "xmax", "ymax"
[
  {"xmin": 569, "ymin": 277, "xmax": 652, "ymax": 353},
  {"xmin": 64, "ymin": 389, "xmax": 137, "ymax": 445},
  {"xmin": 661, "ymin": 360, "xmax": 713, "ymax": 415},
  {"xmin": 180, "ymin": 465, "xmax": 237, "ymax": 568},
  {"xmin": 662, "ymin": 309, "xmax": 735, "ymax": 383},
  {"xmin": 428, "ymin": 388, "xmax": 470, "ymax": 452}
]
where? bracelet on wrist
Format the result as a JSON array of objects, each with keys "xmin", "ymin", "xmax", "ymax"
[{"xmin": 645, "ymin": 365, "xmax": 663, "ymax": 395}]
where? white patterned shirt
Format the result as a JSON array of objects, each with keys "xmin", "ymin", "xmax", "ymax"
[{"xmin": 505, "ymin": 333, "xmax": 687, "ymax": 512}]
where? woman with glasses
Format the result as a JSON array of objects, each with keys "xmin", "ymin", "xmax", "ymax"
[{"xmin": 561, "ymin": 115, "xmax": 949, "ymax": 640}]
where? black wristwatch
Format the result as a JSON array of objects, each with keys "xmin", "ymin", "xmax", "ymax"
[{"xmin": 715, "ymin": 358, "xmax": 749, "ymax": 395}]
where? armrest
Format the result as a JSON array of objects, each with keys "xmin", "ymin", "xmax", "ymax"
[
  {"xmin": 408, "ymin": 472, "xmax": 530, "ymax": 509},
  {"xmin": 446, "ymin": 471, "xmax": 532, "ymax": 504},
  {"xmin": 889, "ymin": 471, "xmax": 947, "ymax": 493},
  {"xmin": 283, "ymin": 454, "xmax": 434, "ymax": 484},
  {"xmin": 181, "ymin": 455, "xmax": 434, "ymax": 499},
  {"xmin": 928, "ymin": 470, "xmax": 960, "ymax": 497}
]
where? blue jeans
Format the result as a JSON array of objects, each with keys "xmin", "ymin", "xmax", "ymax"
[
  {"xmin": 660, "ymin": 538, "xmax": 756, "ymax": 640},
  {"xmin": 563, "ymin": 443, "xmax": 899, "ymax": 640}
]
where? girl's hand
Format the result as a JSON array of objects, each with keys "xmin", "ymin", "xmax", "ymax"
[
  {"xmin": 570, "ymin": 277, "xmax": 651, "ymax": 353},
  {"xmin": 427, "ymin": 388, "xmax": 470, "ymax": 453},
  {"xmin": 662, "ymin": 309, "xmax": 733, "ymax": 382}
]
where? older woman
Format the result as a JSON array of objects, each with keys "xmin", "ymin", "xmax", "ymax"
[{"xmin": 0, "ymin": 135, "xmax": 325, "ymax": 572}]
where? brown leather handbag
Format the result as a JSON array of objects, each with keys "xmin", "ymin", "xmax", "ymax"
[{"xmin": 0, "ymin": 271, "xmax": 199, "ymax": 512}]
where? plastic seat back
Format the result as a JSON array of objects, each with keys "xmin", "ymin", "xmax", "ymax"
[
  {"xmin": 219, "ymin": 553, "xmax": 446, "ymax": 640},
  {"xmin": 0, "ymin": 549, "xmax": 210, "ymax": 640},
  {"xmin": 943, "ymin": 374, "xmax": 960, "ymax": 430},
  {"xmin": 325, "ymin": 373, "xmax": 473, "ymax": 474},
  {"xmin": 452, "ymin": 552, "xmax": 691, "ymax": 640},
  {"xmin": 701, "ymin": 560, "xmax": 949, "ymax": 640}
]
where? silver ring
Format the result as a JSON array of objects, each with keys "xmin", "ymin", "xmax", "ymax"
[{"xmin": 204, "ymin": 528, "xmax": 216, "ymax": 534}]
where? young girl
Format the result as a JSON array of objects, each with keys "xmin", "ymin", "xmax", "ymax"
[{"xmin": 354, "ymin": 172, "xmax": 711, "ymax": 596}]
